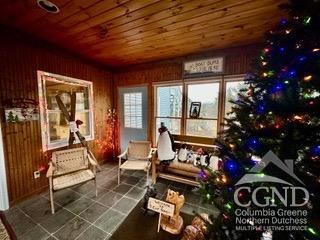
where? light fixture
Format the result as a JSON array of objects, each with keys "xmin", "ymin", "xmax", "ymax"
[{"xmin": 37, "ymin": 0, "xmax": 59, "ymax": 13}]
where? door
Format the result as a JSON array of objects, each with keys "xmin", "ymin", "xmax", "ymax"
[
  {"xmin": 119, "ymin": 86, "xmax": 148, "ymax": 152},
  {"xmin": 0, "ymin": 122, "xmax": 9, "ymax": 210}
]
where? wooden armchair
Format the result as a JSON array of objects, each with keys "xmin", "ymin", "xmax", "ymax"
[
  {"xmin": 46, "ymin": 147, "xmax": 98, "ymax": 214},
  {"xmin": 118, "ymin": 141, "xmax": 153, "ymax": 185}
]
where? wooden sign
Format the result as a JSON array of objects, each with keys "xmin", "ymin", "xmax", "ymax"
[
  {"xmin": 183, "ymin": 57, "xmax": 224, "ymax": 78},
  {"xmin": 148, "ymin": 198, "xmax": 175, "ymax": 216},
  {"xmin": 147, "ymin": 197, "xmax": 175, "ymax": 233}
]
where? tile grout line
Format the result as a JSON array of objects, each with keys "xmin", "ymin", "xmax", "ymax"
[
  {"xmin": 37, "ymin": 191, "xmax": 110, "ymax": 238},
  {"xmin": 15, "ymin": 166, "xmax": 151, "ymax": 240},
  {"xmin": 44, "ymin": 180, "xmax": 139, "ymax": 237},
  {"xmin": 13, "ymin": 207, "xmax": 43, "ymax": 238}
]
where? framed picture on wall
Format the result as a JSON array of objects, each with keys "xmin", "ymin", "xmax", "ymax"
[{"xmin": 189, "ymin": 102, "xmax": 201, "ymax": 118}]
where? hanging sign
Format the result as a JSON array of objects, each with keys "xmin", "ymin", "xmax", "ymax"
[{"xmin": 183, "ymin": 57, "xmax": 224, "ymax": 78}]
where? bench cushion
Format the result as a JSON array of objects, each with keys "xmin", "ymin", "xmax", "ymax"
[
  {"xmin": 155, "ymin": 159, "xmax": 201, "ymax": 174},
  {"xmin": 53, "ymin": 169, "xmax": 95, "ymax": 190}
]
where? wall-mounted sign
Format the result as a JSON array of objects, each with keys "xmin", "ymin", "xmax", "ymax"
[
  {"xmin": 3, "ymin": 98, "xmax": 39, "ymax": 123},
  {"xmin": 183, "ymin": 57, "xmax": 224, "ymax": 78},
  {"xmin": 5, "ymin": 108, "xmax": 39, "ymax": 123}
]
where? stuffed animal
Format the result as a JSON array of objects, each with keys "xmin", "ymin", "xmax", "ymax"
[
  {"xmin": 187, "ymin": 150, "xmax": 194, "ymax": 163},
  {"xmin": 208, "ymin": 155, "xmax": 222, "ymax": 171},
  {"xmin": 193, "ymin": 154, "xmax": 201, "ymax": 167},
  {"xmin": 178, "ymin": 143, "xmax": 188, "ymax": 162},
  {"xmin": 141, "ymin": 186, "xmax": 158, "ymax": 215}
]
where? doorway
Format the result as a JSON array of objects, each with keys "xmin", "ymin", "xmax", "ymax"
[
  {"xmin": 118, "ymin": 86, "xmax": 148, "ymax": 152},
  {"xmin": 0, "ymin": 122, "xmax": 9, "ymax": 210}
]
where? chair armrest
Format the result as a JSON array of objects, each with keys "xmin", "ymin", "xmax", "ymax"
[
  {"xmin": 88, "ymin": 155, "xmax": 98, "ymax": 166},
  {"xmin": 118, "ymin": 149, "xmax": 128, "ymax": 159},
  {"xmin": 46, "ymin": 162, "xmax": 55, "ymax": 178}
]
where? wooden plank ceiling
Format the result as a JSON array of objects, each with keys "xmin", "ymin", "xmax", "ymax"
[{"xmin": 0, "ymin": 0, "xmax": 287, "ymax": 67}]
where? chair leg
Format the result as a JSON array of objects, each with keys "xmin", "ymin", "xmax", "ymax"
[
  {"xmin": 118, "ymin": 168, "xmax": 121, "ymax": 185},
  {"xmin": 95, "ymin": 178, "xmax": 98, "ymax": 197},
  {"xmin": 146, "ymin": 169, "xmax": 149, "ymax": 186},
  {"xmin": 49, "ymin": 179, "xmax": 54, "ymax": 214}
]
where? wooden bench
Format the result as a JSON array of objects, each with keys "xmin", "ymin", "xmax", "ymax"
[{"xmin": 152, "ymin": 135, "xmax": 219, "ymax": 187}]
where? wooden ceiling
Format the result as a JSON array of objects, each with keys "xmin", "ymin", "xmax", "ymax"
[{"xmin": 0, "ymin": 0, "xmax": 287, "ymax": 67}]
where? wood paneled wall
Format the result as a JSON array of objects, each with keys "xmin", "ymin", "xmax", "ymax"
[
  {"xmin": 0, "ymin": 29, "xmax": 113, "ymax": 204},
  {"xmin": 0, "ymin": 27, "xmax": 260, "ymax": 205},
  {"xmin": 113, "ymin": 44, "xmax": 260, "ymax": 146}
]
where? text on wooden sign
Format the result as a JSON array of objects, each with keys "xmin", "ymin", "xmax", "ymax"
[{"xmin": 147, "ymin": 197, "xmax": 175, "ymax": 217}]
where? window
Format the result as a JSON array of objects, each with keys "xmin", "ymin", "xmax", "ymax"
[
  {"xmin": 124, "ymin": 92, "xmax": 142, "ymax": 129},
  {"xmin": 225, "ymin": 80, "xmax": 246, "ymax": 119},
  {"xmin": 154, "ymin": 75, "xmax": 245, "ymax": 140},
  {"xmin": 155, "ymin": 85, "xmax": 182, "ymax": 135},
  {"xmin": 38, "ymin": 71, "xmax": 94, "ymax": 151},
  {"xmin": 186, "ymin": 83, "xmax": 220, "ymax": 138}
]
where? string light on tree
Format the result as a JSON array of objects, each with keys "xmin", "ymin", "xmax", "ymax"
[
  {"xmin": 304, "ymin": 75, "xmax": 312, "ymax": 81},
  {"xmin": 303, "ymin": 16, "xmax": 312, "ymax": 25},
  {"xmin": 197, "ymin": 1, "xmax": 320, "ymax": 239}
]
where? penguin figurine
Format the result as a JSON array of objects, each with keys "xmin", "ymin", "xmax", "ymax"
[
  {"xmin": 178, "ymin": 143, "xmax": 188, "ymax": 162},
  {"xmin": 157, "ymin": 122, "xmax": 175, "ymax": 163}
]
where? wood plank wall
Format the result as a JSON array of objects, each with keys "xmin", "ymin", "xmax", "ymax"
[
  {"xmin": 0, "ymin": 29, "xmax": 113, "ymax": 205},
  {"xmin": 113, "ymin": 44, "xmax": 260, "ymax": 148}
]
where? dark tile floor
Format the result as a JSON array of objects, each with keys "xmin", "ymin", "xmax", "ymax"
[{"xmin": 4, "ymin": 163, "xmax": 219, "ymax": 240}]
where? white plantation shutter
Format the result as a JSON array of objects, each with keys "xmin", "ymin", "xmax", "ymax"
[{"xmin": 124, "ymin": 92, "xmax": 142, "ymax": 128}]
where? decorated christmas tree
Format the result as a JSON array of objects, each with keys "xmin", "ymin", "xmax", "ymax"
[{"xmin": 199, "ymin": 0, "xmax": 320, "ymax": 239}]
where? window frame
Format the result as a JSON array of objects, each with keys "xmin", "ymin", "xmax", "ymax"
[
  {"xmin": 37, "ymin": 71, "xmax": 94, "ymax": 151},
  {"xmin": 184, "ymin": 78, "xmax": 222, "ymax": 138},
  {"xmin": 154, "ymin": 82, "xmax": 183, "ymax": 140},
  {"xmin": 153, "ymin": 75, "xmax": 245, "ymax": 142}
]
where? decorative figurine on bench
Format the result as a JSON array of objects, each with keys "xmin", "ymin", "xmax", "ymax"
[
  {"xmin": 142, "ymin": 185, "xmax": 158, "ymax": 215},
  {"xmin": 160, "ymin": 189, "xmax": 185, "ymax": 234},
  {"xmin": 157, "ymin": 122, "xmax": 175, "ymax": 164},
  {"xmin": 178, "ymin": 143, "xmax": 188, "ymax": 162}
]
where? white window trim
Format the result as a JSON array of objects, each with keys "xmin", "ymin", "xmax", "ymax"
[
  {"xmin": 0, "ymin": 121, "xmax": 9, "ymax": 210},
  {"xmin": 37, "ymin": 71, "xmax": 94, "ymax": 151}
]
